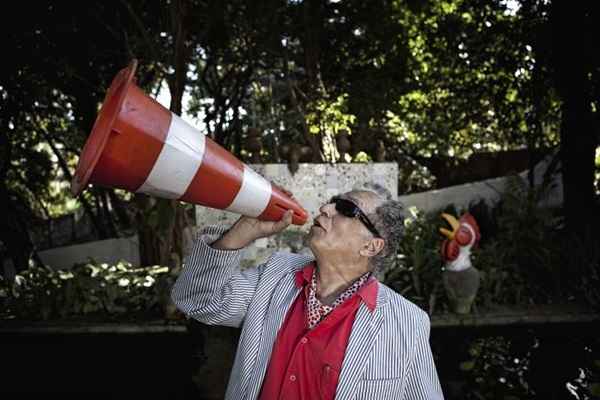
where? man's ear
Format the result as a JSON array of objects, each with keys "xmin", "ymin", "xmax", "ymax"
[{"xmin": 360, "ymin": 237, "xmax": 385, "ymax": 257}]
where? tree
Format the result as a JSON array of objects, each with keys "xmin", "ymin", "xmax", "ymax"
[
  {"xmin": 3, "ymin": 0, "xmax": 598, "ymax": 274},
  {"xmin": 1, "ymin": 1, "xmax": 133, "ymax": 272},
  {"xmin": 1, "ymin": 1, "xmax": 179, "ymax": 272},
  {"xmin": 548, "ymin": 0, "xmax": 600, "ymax": 239}
]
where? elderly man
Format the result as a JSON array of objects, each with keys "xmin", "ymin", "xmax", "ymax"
[{"xmin": 171, "ymin": 188, "xmax": 443, "ymax": 400}]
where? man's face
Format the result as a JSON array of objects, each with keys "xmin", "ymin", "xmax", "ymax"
[{"xmin": 308, "ymin": 190, "xmax": 381, "ymax": 262}]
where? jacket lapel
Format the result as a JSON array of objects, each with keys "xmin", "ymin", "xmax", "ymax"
[
  {"xmin": 335, "ymin": 283, "xmax": 388, "ymax": 400},
  {"xmin": 244, "ymin": 269, "xmax": 302, "ymax": 399}
]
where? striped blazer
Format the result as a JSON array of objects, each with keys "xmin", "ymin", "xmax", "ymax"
[{"xmin": 171, "ymin": 226, "xmax": 444, "ymax": 400}]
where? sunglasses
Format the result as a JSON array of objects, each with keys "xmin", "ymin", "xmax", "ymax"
[{"xmin": 329, "ymin": 196, "xmax": 382, "ymax": 238}]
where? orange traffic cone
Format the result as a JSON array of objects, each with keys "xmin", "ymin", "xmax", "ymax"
[{"xmin": 71, "ymin": 60, "xmax": 308, "ymax": 225}]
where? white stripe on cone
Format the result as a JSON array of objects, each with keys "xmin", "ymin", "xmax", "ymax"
[
  {"xmin": 137, "ymin": 113, "xmax": 272, "ymax": 217},
  {"xmin": 225, "ymin": 166, "xmax": 271, "ymax": 217},
  {"xmin": 137, "ymin": 114, "xmax": 206, "ymax": 199}
]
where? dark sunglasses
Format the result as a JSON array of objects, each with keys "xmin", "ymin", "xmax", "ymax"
[{"xmin": 329, "ymin": 196, "xmax": 382, "ymax": 238}]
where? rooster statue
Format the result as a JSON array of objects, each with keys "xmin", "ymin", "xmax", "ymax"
[{"xmin": 439, "ymin": 213, "xmax": 481, "ymax": 314}]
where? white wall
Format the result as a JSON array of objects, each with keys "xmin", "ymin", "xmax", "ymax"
[
  {"xmin": 398, "ymin": 153, "xmax": 562, "ymax": 214},
  {"xmin": 3, "ymin": 236, "xmax": 140, "ymax": 272}
]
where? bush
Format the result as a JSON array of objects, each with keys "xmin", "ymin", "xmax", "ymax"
[
  {"xmin": 0, "ymin": 261, "xmax": 175, "ymax": 321},
  {"xmin": 384, "ymin": 205, "xmax": 453, "ymax": 313}
]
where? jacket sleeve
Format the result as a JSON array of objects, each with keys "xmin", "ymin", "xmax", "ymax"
[
  {"xmin": 170, "ymin": 225, "xmax": 266, "ymax": 328},
  {"xmin": 403, "ymin": 313, "xmax": 445, "ymax": 399}
]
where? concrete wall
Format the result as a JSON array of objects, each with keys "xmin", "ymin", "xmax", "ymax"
[
  {"xmin": 398, "ymin": 153, "xmax": 562, "ymax": 214},
  {"xmin": 39, "ymin": 235, "xmax": 140, "ymax": 269},
  {"xmin": 3, "ymin": 236, "xmax": 140, "ymax": 273}
]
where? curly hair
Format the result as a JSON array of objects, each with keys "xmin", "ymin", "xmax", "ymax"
[
  {"xmin": 370, "ymin": 199, "xmax": 405, "ymax": 274},
  {"xmin": 355, "ymin": 182, "xmax": 404, "ymax": 274}
]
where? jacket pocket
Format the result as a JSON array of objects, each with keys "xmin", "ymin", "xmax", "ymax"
[
  {"xmin": 354, "ymin": 377, "xmax": 404, "ymax": 400},
  {"xmin": 319, "ymin": 364, "xmax": 340, "ymax": 400}
]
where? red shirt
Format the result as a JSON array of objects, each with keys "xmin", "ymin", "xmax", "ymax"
[{"xmin": 258, "ymin": 263, "xmax": 378, "ymax": 400}]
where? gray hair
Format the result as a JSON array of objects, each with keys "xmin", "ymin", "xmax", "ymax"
[
  {"xmin": 356, "ymin": 182, "xmax": 393, "ymax": 201},
  {"xmin": 354, "ymin": 182, "xmax": 404, "ymax": 274},
  {"xmin": 369, "ymin": 199, "xmax": 405, "ymax": 274}
]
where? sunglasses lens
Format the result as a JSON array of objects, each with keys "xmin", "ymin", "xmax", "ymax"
[
  {"xmin": 329, "ymin": 196, "xmax": 381, "ymax": 237},
  {"xmin": 333, "ymin": 198, "xmax": 357, "ymax": 218}
]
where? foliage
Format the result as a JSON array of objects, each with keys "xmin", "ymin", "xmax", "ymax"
[
  {"xmin": 0, "ymin": 1, "xmax": 166, "ymax": 270},
  {"xmin": 306, "ymin": 94, "xmax": 357, "ymax": 162},
  {"xmin": 382, "ymin": 0, "xmax": 560, "ymax": 162},
  {"xmin": 560, "ymin": 229, "xmax": 600, "ymax": 311},
  {"xmin": 0, "ymin": 261, "xmax": 176, "ymax": 321},
  {"xmin": 3, "ymin": 0, "xmax": 598, "ymax": 284},
  {"xmin": 459, "ymin": 336, "xmax": 532, "ymax": 399},
  {"xmin": 472, "ymin": 176, "xmax": 563, "ymax": 307},
  {"xmin": 384, "ymin": 205, "xmax": 451, "ymax": 314},
  {"xmin": 450, "ymin": 334, "xmax": 600, "ymax": 400},
  {"xmin": 596, "ymin": 147, "xmax": 600, "ymax": 195},
  {"xmin": 384, "ymin": 175, "xmax": 583, "ymax": 313}
]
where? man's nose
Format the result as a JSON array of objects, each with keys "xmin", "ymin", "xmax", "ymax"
[{"xmin": 319, "ymin": 202, "xmax": 335, "ymax": 217}]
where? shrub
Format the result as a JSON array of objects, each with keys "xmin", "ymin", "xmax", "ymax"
[{"xmin": 0, "ymin": 261, "xmax": 175, "ymax": 321}]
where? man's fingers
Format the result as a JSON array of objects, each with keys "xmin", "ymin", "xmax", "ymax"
[
  {"xmin": 272, "ymin": 210, "xmax": 293, "ymax": 232},
  {"xmin": 278, "ymin": 186, "xmax": 294, "ymax": 199}
]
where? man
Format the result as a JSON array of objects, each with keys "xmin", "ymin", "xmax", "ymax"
[{"xmin": 171, "ymin": 187, "xmax": 443, "ymax": 399}]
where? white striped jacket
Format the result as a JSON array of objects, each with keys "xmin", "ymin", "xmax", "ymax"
[{"xmin": 171, "ymin": 226, "xmax": 444, "ymax": 400}]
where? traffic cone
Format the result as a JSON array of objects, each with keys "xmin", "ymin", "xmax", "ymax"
[{"xmin": 71, "ymin": 60, "xmax": 308, "ymax": 225}]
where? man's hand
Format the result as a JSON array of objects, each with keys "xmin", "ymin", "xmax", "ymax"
[{"xmin": 212, "ymin": 187, "xmax": 297, "ymax": 250}]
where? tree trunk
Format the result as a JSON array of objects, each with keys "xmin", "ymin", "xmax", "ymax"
[
  {"xmin": 0, "ymin": 183, "xmax": 37, "ymax": 276},
  {"xmin": 0, "ymin": 131, "xmax": 43, "ymax": 276},
  {"xmin": 106, "ymin": 189, "xmax": 131, "ymax": 230},
  {"xmin": 550, "ymin": 1, "xmax": 599, "ymax": 239}
]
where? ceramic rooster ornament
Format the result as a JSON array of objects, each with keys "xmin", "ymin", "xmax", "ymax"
[{"xmin": 440, "ymin": 213, "xmax": 481, "ymax": 314}]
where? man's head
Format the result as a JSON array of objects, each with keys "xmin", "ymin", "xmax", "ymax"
[{"xmin": 308, "ymin": 188, "xmax": 404, "ymax": 276}]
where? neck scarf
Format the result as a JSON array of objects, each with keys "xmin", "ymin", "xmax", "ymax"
[{"xmin": 306, "ymin": 269, "xmax": 371, "ymax": 329}]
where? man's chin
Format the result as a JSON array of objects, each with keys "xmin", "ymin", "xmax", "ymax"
[{"xmin": 307, "ymin": 233, "xmax": 320, "ymax": 252}]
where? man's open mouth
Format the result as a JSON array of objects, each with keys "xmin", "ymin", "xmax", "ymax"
[{"xmin": 312, "ymin": 219, "xmax": 325, "ymax": 230}]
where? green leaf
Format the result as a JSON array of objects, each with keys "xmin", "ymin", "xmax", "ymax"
[{"xmin": 460, "ymin": 360, "xmax": 475, "ymax": 371}]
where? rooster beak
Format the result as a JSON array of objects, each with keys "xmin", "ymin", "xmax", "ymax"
[{"xmin": 440, "ymin": 213, "xmax": 460, "ymax": 239}]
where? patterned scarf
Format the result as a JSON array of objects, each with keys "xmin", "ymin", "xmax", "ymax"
[{"xmin": 306, "ymin": 269, "xmax": 371, "ymax": 329}]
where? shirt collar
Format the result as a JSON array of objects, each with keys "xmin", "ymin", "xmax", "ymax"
[
  {"xmin": 294, "ymin": 263, "xmax": 315, "ymax": 288},
  {"xmin": 294, "ymin": 263, "xmax": 378, "ymax": 312}
]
